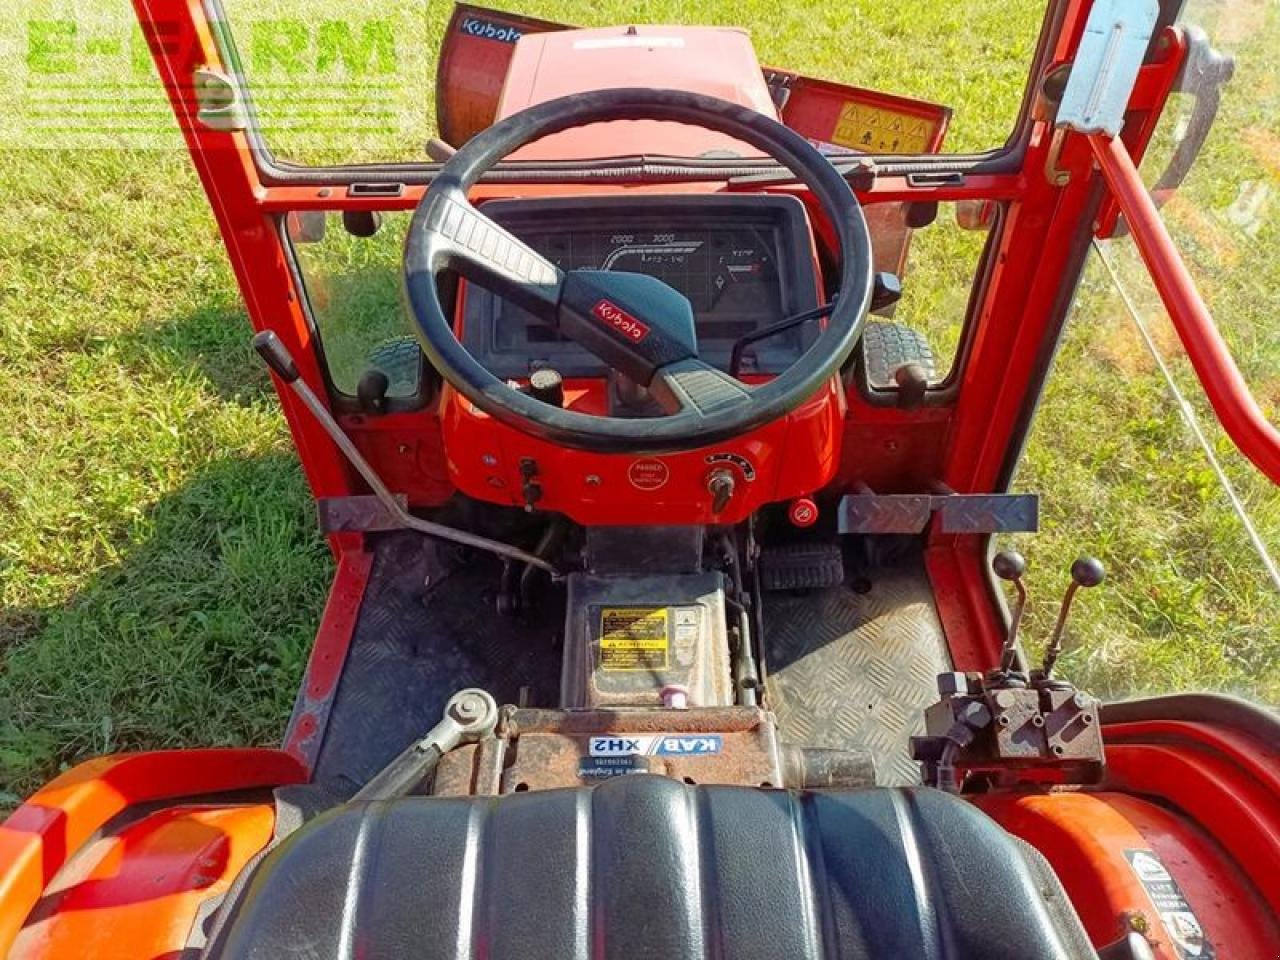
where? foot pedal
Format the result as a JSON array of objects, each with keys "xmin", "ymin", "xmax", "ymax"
[{"xmin": 759, "ymin": 542, "xmax": 844, "ymax": 591}]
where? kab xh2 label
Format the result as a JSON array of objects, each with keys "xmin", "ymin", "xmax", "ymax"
[{"xmin": 590, "ymin": 734, "xmax": 723, "ymax": 757}]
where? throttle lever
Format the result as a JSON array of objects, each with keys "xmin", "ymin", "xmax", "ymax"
[{"xmin": 251, "ymin": 331, "xmax": 560, "ymax": 578}]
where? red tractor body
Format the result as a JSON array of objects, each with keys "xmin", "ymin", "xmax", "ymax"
[{"xmin": 2, "ymin": 2, "xmax": 1277, "ymax": 958}]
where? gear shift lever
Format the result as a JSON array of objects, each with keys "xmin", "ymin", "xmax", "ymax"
[{"xmin": 1042, "ymin": 557, "xmax": 1105, "ymax": 679}]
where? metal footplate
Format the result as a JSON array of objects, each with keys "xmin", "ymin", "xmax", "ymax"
[{"xmin": 838, "ymin": 491, "xmax": 1038, "ymax": 535}]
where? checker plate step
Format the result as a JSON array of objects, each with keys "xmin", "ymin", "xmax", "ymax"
[{"xmin": 761, "ymin": 563, "xmax": 951, "ymax": 787}]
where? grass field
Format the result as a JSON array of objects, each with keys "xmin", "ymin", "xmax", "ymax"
[{"xmin": 1, "ymin": 0, "xmax": 1278, "ymax": 800}]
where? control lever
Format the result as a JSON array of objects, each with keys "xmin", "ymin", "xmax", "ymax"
[
  {"xmin": 252, "ymin": 331, "xmax": 559, "ymax": 577},
  {"xmin": 1042, "ymin": 557, "xmax": 1105, "ymax": 678},
  {"xmin": 352, "ymin": 688, "xmax": 498, "ymax": 802},
  {"xmin": 991, "ymin": 550, "xmax": 1028, "ymax": 672}
]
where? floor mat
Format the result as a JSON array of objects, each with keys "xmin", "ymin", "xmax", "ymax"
[
  {"xmin": 308, "ymin": 535, "xmax": 950, "ymax": 792},
  {"xmin": 762, "ymin": 565, "xmax": 951, "ymax": 786},
  {"xmin": 309, "ymin": 533, "xmax": 561, "ymax": 795}
]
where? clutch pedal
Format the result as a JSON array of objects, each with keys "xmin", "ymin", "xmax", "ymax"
[{"xmin": 759, "ymin": 542, "xmax": 844, "ymax": 591}]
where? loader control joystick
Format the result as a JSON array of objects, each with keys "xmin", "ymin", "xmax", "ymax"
[{"xmin": 991, "ymin": 550, "xmax": 1028, "ymax": 672}]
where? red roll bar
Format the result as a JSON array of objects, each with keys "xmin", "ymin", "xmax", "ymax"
[{"xmin": 1087, "ymin": 131, "xmax": 1280, "ymax": 486}]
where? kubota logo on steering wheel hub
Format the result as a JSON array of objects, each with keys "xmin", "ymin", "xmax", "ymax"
[{"xmin": 592, "ymin": 299, "xmax": 650, "ymax": 343}]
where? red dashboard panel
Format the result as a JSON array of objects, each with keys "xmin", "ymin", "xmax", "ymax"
[{"xmin": 438, "ymin": 378, "xmax": 845, "ymax": 525}]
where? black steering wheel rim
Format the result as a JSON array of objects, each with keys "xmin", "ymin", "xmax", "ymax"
[{"xmin": 404, "ymin": 87, "xmax": 873, "ymax": 454}]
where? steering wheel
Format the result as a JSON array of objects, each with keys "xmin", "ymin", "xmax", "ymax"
[{"xmin": 404, "ymin": 88, "xmax": 873, "ymax": 453}]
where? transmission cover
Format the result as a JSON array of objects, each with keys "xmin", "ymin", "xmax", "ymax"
[{"xmin": 560, "ymin": 571, "xmax": 733, "ymax": 708}]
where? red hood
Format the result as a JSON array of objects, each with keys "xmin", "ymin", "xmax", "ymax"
[{"xmin": 497, "ymin": 25, "xmax": 776, "ymax": 161}]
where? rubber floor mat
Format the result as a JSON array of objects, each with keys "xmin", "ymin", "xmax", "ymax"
[
  {"xmin": 762, "ymin": 566, "xmax": 951, "ymax": 786},
  {"xmin": 307, "ymin": 533, "xmax": 561, "ymax": 795}
]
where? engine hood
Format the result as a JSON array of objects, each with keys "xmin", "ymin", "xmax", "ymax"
[{"xmin": 497, "ymin": 25, "xmax": 777, "ymax": 161}]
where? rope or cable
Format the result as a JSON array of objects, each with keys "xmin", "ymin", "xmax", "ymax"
[{"xmin": 1094, "ymin": 239, "xmax": 1280, "ymax": 593}]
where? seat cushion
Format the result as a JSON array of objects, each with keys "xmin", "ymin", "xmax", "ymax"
[{"xmin": 204, "ymin": 775, "xmax": 1095, "ymax": 959}]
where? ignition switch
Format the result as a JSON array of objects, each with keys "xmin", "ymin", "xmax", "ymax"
[{"xmin": 707, "ymin": 468, "xmax": 736, "ymax": 514}]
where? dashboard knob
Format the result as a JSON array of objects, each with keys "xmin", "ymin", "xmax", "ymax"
[{"xmin": 529, "ymin": 367, "xmax": 564, "ymax": 408}]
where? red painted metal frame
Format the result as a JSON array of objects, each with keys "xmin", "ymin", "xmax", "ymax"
[
  {"xmin": 1088, "ymin": 130, "xmax": 1280, "ymax": 484},
  {"xmin": 0, "ymin": 749, "xmax": 305, "ymax": 954},
  {"xmin": 283, "ymin": 547, "xmax": 375, "ymax": 769},
  {"xmin": 124, "ymin": 0, "xmax": 1206, "ymax": 684},
  {"xmin": 129, "ymin": 0, "xmax": 1274, "ymax": 737},
  {"xmin": 7, "ymin": 0, "xmax": 1272, "ymax": 953}
]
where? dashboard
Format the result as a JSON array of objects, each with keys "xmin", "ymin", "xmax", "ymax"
[{"xmin": 461, "ymin": 195, "xmax": 820, "ymax": 379}]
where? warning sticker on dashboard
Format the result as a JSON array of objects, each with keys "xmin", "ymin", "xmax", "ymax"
[{"xmin": 599, "ymin": 607, "xmax": 669, "ymax": 671}]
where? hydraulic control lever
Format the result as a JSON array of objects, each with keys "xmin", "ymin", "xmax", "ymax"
[
  {"xmin": 1041, "ymin": 557, "xmax": 1105, "ymax": 680},
  {"xmin": 352, "ymin": 688, "xmax": 499, "ymax": 802},
  {"xmin": 912, "ymin": 551, "xmax": 1108, "ymax": 791},
  {"xmin": 991, "ymin": 550, "xmax": 1028, "ymax": 672},
  {"xmin": 252, "ymin": 331, "xmax": 560, "ymax": 577}
]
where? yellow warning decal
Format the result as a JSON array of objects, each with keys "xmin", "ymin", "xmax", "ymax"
[
  {"xmin": 599, "ymin": 607, "xmax": 669, "ymax": 671},
  {"xmin": 831, "ymin": 102, "xmax": 933, "ymax": 154}
]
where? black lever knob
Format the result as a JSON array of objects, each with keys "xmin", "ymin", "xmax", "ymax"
[
  {"xmin": 871, "ymin": 271, "xmax": 902, "ymax": 313},
  {"xmin": 357, "ymin": 369, "xmax": 390, "ymax": 415},
  {"xmin": 992, "ymin": 550, "xmax": 1027, "ymax": 581},
  {"xmin": 253, "ymin": 330, "xmax": 300, "ymax": 384},
  {"xmin": 1071, "ymin": 556, "xmax": 1106, "ymax": 588},
  {"xmin": 894, "ymin": 363, "xmax": 929, "ymax": 410},
  {"xmin": 529, "ymin": 367, "xmax": 565, "ymax": 408}
]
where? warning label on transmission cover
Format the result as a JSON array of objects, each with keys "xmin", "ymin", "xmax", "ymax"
[
  {"xmin": 598, "ymin": 607, "xmax": 669, "ymax": 671},
  {"xmin": 1124, "ymin": 850, "xmax": 1214, "ymax": 959}
]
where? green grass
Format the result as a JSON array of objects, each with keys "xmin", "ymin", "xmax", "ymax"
[{"xmin": 1, "ymin": 0, "xmax": 1277, "ymax": 800}]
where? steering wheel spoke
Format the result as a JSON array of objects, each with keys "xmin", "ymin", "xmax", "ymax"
[
  {"xmin": 651, "ymin": 359, "xmax": 754, "ymax": 418},
  {"xmin": 424, "ymin": 186, "xmax": 563, "ymax": 321}
]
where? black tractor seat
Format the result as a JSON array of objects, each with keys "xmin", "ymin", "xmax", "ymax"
[{"xmin": 203, "ymin": 774, "xmax": 1096, "ymax": 959}]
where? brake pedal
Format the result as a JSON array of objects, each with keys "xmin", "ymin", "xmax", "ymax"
[{"xmin": 759, "ymin": 542, "xmax": 844, "ymax": 591}]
